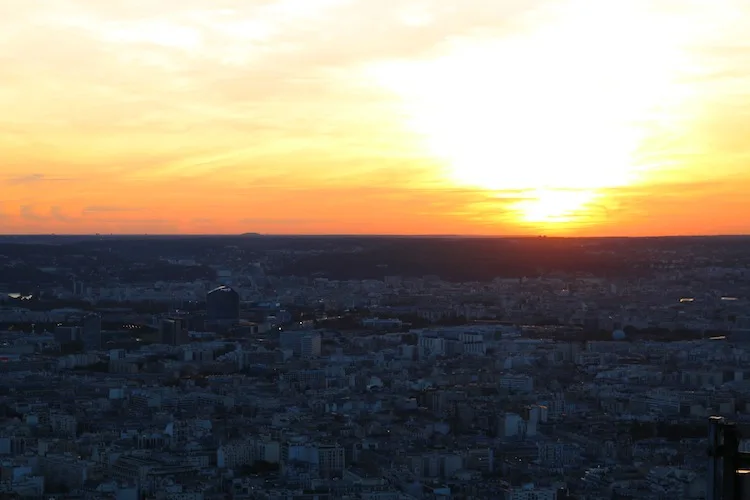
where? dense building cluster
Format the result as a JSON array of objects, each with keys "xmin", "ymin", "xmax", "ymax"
[{"xmin": 0, "ymin": 235, "xmax": 748, "ymax": 499}]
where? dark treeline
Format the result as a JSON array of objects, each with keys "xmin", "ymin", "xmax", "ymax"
[{"xmin": 2, "ymin": 235, "xmax": 750, "ymax": 285}]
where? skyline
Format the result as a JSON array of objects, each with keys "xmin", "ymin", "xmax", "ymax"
[{"xmin": 2, "ymin": 0, "xmax": 750, "ymax": 236}]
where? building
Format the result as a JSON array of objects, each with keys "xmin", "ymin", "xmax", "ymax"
[
  {"xmin": 502, "ymin": 483, "xmax": 558, "ymax": 500},
  {"xmin": 498, "ymin": 374, "xmax": 534, "ymax": 393},
  {"xmin": 161, "ymin": 318, "xmax": 188, "ymax": 346},
  {"xmin": 206, "ymin": 286, "xmax": 240, "ymax": 323},
  {"xmin": 299, "ymin": 332, "xmax": 322, "ymax": 358},
  {"xmin": 282, "ymin": 442, "xmax": 345, "ymax": 478},
  {"xmin": 54, "ymin": 326, "xmax": 80, "ymax": 345},
  {"xmin": 279, "ymin": 331, "xmax": 321, "ymax": 358},
  {"xmin": 81, "ymin": 313, "xmax": 102, "ymax": 351},
  {"xmin": 72, "ymin": 280, "xmax": 85, "ymax": 296},
  {"xmin": 417, "ymin": 329, "xmax": 486, "ymax": 359},
  {"xmin": 537, "ymin": 442, "xmax": 581, "ymax": 468}
]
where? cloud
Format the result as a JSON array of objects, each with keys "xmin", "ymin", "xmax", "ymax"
[
  {"xmin": 82, "ymin": 206, "xmax": 144, "ymax": 214},
  {"xmin": 5, "ymin": 173, "xmax": 73, "ymax": 185},
  {"xmin": 50, "ymin": 206, "xmax": 73, "ymax": 222},
  {"xmin": 0, "ymin": 0, "xmax": 553, "ymax": 133},
  {"xmin": 1, "ymin": 0, "xmax": 749, "ymax": 235},
  {"xmin": 19, "ymin": 205, "xmax": 44, "ymax": 221},
  {"xmin": 240, "ymin": 217, "xmax": 333, "ymax": 226},
  {"xmin": 18, "ymin": 205, "xmax": 74, "ymax": 223}
]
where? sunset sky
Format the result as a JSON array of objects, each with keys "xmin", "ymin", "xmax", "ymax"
[{"xmin": 1, "ymin": 0, "xmax": 749, "ymax": 236}]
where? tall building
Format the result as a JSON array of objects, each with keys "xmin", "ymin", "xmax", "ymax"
[
  {"xmin": 161, "ymin": 317, "xmax": 188, "ymax": 346},
  {"xmin": 708, "ymin": 416, "xmax": 750, "ymax": 500},
  {"xmin": 206, "ymin": 286, "xmax": 240, "ymax": 323},
  {"xmin": 54, "ymin": 326, "xmax": 80, "ymax": 345},
  {"xmin": 72, "ymin": 280, "xmax": 85, "ymax": 296},
  {"xmin": 299, "ymin": 332, "xmax": 322, "ymax": 358},
  {"xmin": 279, "ymin": 331, "xmax": 321, "ymax": 358},
  {"xmin": 81, "ymin": 313, "xmax": 102, "ymax": 351}
]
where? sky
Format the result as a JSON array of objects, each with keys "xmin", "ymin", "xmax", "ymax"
[{"xmin": 1, "ymin": 0, "xmax": 749, "ymax": 236}]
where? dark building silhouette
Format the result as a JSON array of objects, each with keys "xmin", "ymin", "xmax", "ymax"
[
  {"xmin": 708, "ymin": 416, "xmax": 750, "ymax": 500},
  {"xmin": 72, "ymin": 280, "xmax": 85, "ymax": 296},
  {"xmin": 160, "ymin": 317, "xmax": 188, "ymax": 346},
  {"xmin": 81, "ymin": 313, "xmax": 102, "ymax": 351},
  {"xmin": 206, "ymin": 286, "xmax": 240, "ymax": 322},
  {"xmin": 54, "ymin": 326, "xmax": 80, "ymax": 344}
]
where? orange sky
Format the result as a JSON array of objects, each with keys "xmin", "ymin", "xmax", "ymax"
[{"xmin": 1, "ymin": 0, "xmax": 749, "ymax": 236}]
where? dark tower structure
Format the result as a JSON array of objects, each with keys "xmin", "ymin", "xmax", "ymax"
[
  {"xmin": 708, "ymin": 416, "xmax": 750, "ymax": 500},
  {"xmin": 160, "ymin": 317, "xmax": 188, "ymax": 346},
  {"xmin": 206, "ymin": 286, "xmax": 240, "ymax": 323},
  {"xmin": 81, "ymin": 313, "xmax": 102, "ymax": 351}
]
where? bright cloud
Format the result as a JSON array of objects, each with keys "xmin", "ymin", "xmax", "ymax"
[{"xmin": 0, "ymin": 0, "xmax": 749, "ymax": 235}]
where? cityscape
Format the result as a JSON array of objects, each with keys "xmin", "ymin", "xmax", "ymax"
[
  {"xmin": 2, "ymin": 0, "xmax": 750, "ymax": 498},
  {"xmin": 0, "ymin": 235, "xmax": 748, "ymax": 499}
]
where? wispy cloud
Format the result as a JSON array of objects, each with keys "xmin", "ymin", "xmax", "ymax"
[
  {"xmin": 19, "ymin": 205, "xmax": 74, "ymax": 223},
  {"xmin": 82, "ymin": 206, "xmax": 144, "ymax": 214},
  {"xmin": 19, "ymin": 205, "xmax": 44, "ymax": 221},
  {"xmin": 240, "ymin": 217, "xmax": 333, "ymax": 226},
  {"xmin": 5, "ymin": 173, "xmax": 73, "ymax": 185},
  {"xmin": 50, "ymin": 206, "xmax": 72, "ymax": 222}
]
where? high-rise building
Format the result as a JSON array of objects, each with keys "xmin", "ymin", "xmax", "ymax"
[
  {"xmin": 708, "ymin": 416, "xmax": 750, "ymax": 500},
  {"xmin": 161, "ymin": 317, "xmax": 188, "ymax": 346},
  {"xmin": 206, "ymin": 286, "xmax": 240, "ymax": 323},
  {"xmin": 81, "ymin": 313, "xmax": 102, "ymax": 351},
  {"xmin": 299, "ymin": 332, "xmax": 322, "ymax": 358},
  {"xmin": 54, "ymin": 326, "xmax": 80, "ymax": 344}
]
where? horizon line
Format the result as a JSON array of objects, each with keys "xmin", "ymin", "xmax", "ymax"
[{"xmin": 0, "ymin": 233, "xmax": 749, "ymax": 239}]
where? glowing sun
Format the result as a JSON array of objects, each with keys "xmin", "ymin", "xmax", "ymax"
[{"xmin": 366, "ymin": 0, "xmax": 695, "ymax": 228}]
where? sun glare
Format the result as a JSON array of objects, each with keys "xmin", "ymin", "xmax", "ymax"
[
  {"xmin": 512, "ymin": 189, "xmax": 599, "ymax": 226},
  {"xmin": 366, "ymin": 0, "xmax": 696, "ymax": 230}
]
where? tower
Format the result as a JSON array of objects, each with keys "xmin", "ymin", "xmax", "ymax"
[
  {"xmin": 206, "ymin": 286, "xmax": 240, "ymax": 324},
  {"xmin": 81, "ymin": 313, "xmax": 102, "ymax": 351},
  {"xmin": 160, "ymin": 317, "xmax": 188, "ymax": 346}
]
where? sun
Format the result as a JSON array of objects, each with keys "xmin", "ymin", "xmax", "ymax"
[
  {"xmin": 513, "ymin": 189, "xmax": 599, "ymax": 225},
  {"xmin": 365, "ymin": 0, "xmax": 694, "ymax": 229}
]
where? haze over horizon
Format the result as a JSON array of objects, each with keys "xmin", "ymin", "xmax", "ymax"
[{"xmin": 2, "ymin": 0, "xmax": 749, "ymax": 236}]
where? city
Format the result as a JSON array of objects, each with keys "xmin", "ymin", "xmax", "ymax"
[
  {"xmin": 3, "ymin": 0, "xmax": 750, "ymax": 497},
  {"xmin": 0, "ymin": 235, "xmax": 748, "ymax": 499}
]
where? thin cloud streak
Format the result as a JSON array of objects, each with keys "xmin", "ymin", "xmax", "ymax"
[
  {"xmin": 5, "ymin": 174, "xmax": 74, "ymax": 185},
  {"xmin": 82, "ymin": 206, "xmax": 145, "ymax": 214}
]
